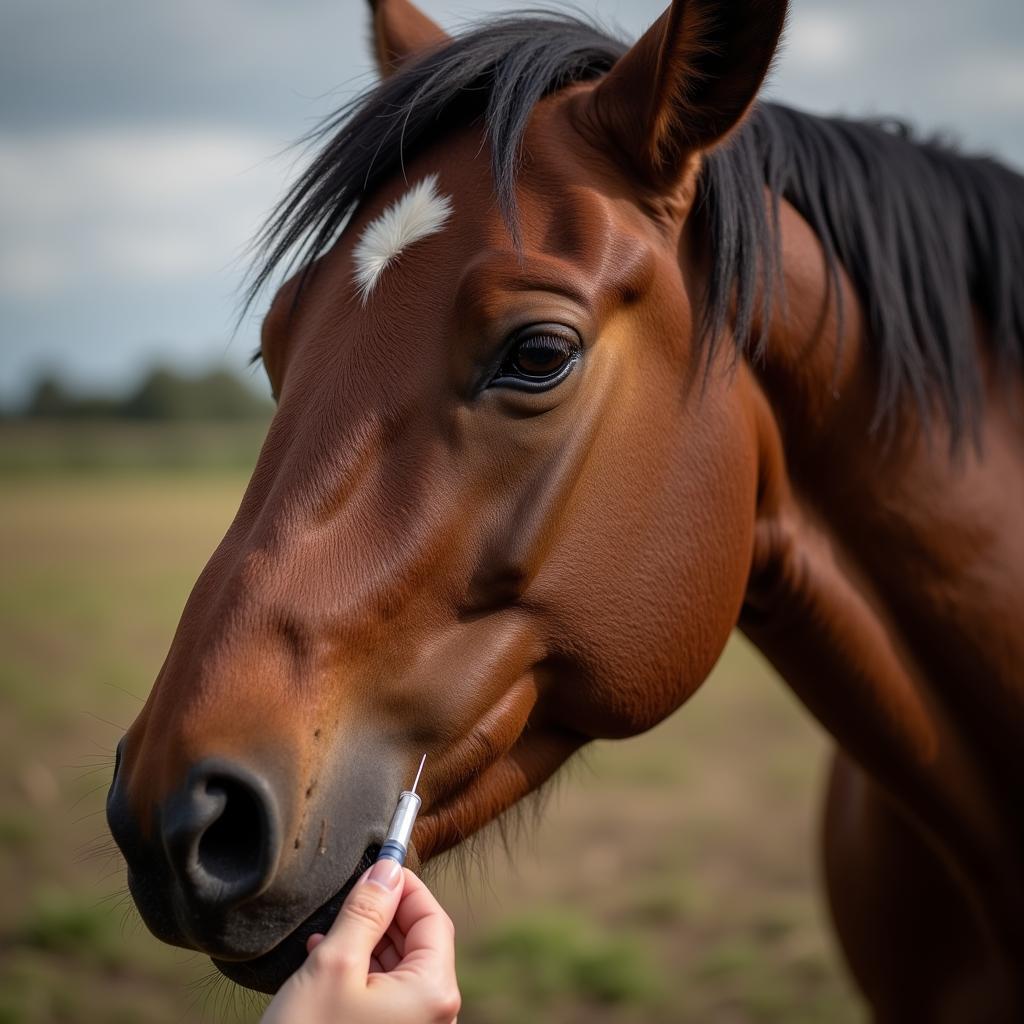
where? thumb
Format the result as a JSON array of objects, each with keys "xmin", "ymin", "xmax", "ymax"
[{"xmin": 316, "ymin": 857, "xmax": 405, "ymax": 966}]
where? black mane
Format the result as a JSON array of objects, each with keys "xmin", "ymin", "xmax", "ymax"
[{"xmin": 248, "ymin": 11, "xmax": 1024, "ymax": 438}]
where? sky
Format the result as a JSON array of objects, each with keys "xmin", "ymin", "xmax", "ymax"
[{"xmin": 1, "ymin": 0, "xmax": 1021, "ymax": 407}]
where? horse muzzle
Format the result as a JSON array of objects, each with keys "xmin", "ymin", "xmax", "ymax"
[{"xmin": 106, "ymin": 736, "xmax": 399, "ymax": 991}]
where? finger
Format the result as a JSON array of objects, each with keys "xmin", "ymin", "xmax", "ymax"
[
  {"xmin": 381, "ymin": 939, "xmax": 403, "ymax": 973},
  {"xmin": 371, "ymin": 934, "xmax": 397, "ymax": 962},
  {"xmin": 315, "ymin": 858, "xmax": 405, "ymax": 973},
  {"xmin": 385, "ymin": 920, "xmax": 406, "ymax": 957},
  {"xmin": 306, "ymin": 933, "xmax": 325, "ymax": 954},
  {"xmin": 391, "ymin": 870, "xmax": 456, "ymax": 973}
]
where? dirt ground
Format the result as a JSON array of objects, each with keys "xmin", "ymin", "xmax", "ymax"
[{"xmin": 0, "ymin": 431, "xmax": 865, "ymax": 1023}]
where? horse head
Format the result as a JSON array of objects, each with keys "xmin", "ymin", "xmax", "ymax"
[{"xmin": 107, "ymin": 0, "xmax": 788, "ymax": 992}]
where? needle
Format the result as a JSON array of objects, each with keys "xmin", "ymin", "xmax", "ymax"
[{"xmin": 410, "ymin": 753, "xmax": 426, "ymax": 795}]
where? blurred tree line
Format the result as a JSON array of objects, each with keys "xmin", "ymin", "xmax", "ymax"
[{"xmin": 19, "ymin": 366, "xmax": 273, "ymax": 421}]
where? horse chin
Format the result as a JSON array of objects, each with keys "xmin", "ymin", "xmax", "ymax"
[{"xmin": 211, "ymin": 845, "xmax": 379, "ymax": 995}]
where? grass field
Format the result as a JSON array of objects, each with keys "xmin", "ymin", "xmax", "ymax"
[{"xmin": 0, "ymin": 422, "xmax": 864, "ymax": 1023}]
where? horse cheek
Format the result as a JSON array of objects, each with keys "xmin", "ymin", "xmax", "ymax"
[{"xmin": 542, "ymin": 383, "xmax": 757, "ymax": 738}]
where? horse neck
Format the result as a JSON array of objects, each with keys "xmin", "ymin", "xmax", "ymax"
[{"xmin": 730, "ymin": 195, "xmax": 1024, "ymax": 952}]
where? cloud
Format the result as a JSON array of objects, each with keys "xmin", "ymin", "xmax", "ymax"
[
  {"xmin": 0, "ymin": 0, "xmax": 372, "ymax": 132},
  {"xmin": 783, "ymin": 10, "xmax": 862, "ymax": 71},
  {"xmin": 0, "ymin": 128, "xmax": 288, "ymax": 296},
  {"xmin": 951, "ymin": 53, "xmax": 1024, "ymax": 112}
]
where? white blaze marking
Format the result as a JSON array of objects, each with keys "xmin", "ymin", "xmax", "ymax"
[{"xmin": 351, "ymin": 173, "xmax": 453, "ymax": 301}]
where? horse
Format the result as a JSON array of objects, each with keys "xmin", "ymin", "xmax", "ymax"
[{"xmin": 105, "ymin": 0, "xmax": 1024, "ymax": 1018}]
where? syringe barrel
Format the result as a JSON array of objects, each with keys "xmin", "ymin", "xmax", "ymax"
[{"xmin": 377, "ymin": 790, "xmax": 422, "ymax": 864}]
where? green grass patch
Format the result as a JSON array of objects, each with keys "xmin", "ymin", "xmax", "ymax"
[
  {"xmin": 0, "ymin": 421, "xmax": 268, "ymax": 475},
  {"xmin": 0, "ymin": 1001, "xmax": 24, "ymax": 1024},
  {"xmin": 18, "ymin": 889, "xmax": 122, "ymax": 958},
  {"xmin": 461, "ymin": 911, "xmax": 664, "ymax": 1013},
  {"xmin": 0, "ymin": 812, "xmax": 38, "ymax": 850}
]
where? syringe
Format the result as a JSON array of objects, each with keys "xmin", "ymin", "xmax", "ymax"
[{"xmin": 376, "ymin": 754, "xmax": 426, "ymax": 867}]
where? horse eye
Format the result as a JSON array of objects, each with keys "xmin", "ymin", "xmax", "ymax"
[{"xmin": 490, "ymin": 325, "xmax": 581, "ymax": 391}]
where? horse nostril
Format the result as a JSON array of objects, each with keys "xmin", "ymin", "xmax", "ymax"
[
  {"xmin": 196, "ymin": 776, "xmax": 265, "ymax": 885},
  {"xmin": 162, "ymin": 761, "xmax": 281, "ymax": 911}
]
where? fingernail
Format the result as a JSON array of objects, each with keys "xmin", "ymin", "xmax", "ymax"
[{"xmin": 365, "ymin": 857, "xmax": 402, "ymax": 890}]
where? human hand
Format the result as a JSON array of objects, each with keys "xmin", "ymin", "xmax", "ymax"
[{"xmin": 260, "ymin": 859, "xmax": 460, "ymax": 1024}]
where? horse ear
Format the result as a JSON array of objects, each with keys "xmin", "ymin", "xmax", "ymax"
[
  {"xmin": 367, "ymin": 0, "xmax": 449, "ymax": 79},
  {"xmin": 586, "ymin": 0, "xmax": 788, "ymax": 188}
]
